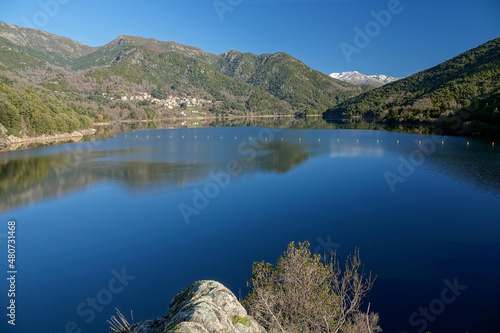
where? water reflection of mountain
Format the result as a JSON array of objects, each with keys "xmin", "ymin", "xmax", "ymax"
[
  {"xmin": 1, "ymin": 120, "xmax": 499, "ymax": 211},
  {"xmin": 0, "ymin": 140, "xmax": 311, "ymax": 212},
  {"xmin": 256, "ymin": 142, "xmax": 310, "ymax": 173},
  {"xmin": 0, "ymin": 149, "xmax": 203, "ymax": 211}
]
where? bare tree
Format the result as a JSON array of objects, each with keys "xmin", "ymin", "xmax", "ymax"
[{"xmin": 243, "ymin": 242, "xmax": 381, "ymax": 333}]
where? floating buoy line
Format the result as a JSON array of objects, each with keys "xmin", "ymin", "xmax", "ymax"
[{"xmin": 118, "ymin": 134, "xmax": 497, "ymax": 150}]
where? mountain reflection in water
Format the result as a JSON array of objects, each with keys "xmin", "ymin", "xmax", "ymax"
[{"xmin": 1, "ymin": 127, "xmax": 499, "ymax": 212}]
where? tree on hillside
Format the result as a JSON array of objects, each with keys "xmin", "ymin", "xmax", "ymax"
[{"xmin": 243, "ymin": 242, "xmax": 380, "ymax": 333}]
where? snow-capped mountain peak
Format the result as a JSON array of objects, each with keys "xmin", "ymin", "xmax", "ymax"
[{"xmin": 329, "ymin": 71, "xmax": 400, "ymax": 87}]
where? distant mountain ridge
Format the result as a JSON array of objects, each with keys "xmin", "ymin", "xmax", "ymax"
[
  {"xmin": 0, "ymin": 21, "xmax": 94, "ymax": 59},
  {"xmin": 329, "ymin": 71, "xmax": 400, "ymax": 87}
]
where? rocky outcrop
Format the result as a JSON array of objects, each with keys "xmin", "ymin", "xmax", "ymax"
[
  {"xmin": 0, "ymin": 129, "xmax": 96, "ymax": 152},
  {"xmin": 129, "ymin": 280, "xmax": 265, "ymax": 333}
]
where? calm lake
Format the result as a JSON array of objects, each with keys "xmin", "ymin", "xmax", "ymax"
[{"xmin": 1, "ymin": 121, "xmax": 499, "ymax": 333}]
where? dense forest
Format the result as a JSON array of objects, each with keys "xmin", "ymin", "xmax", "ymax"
[{"xmin": 0, "ymin": 73, "xmax": 93, "ymax": 136}]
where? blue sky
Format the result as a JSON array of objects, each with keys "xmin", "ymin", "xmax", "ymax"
[{"xmin": 0, "ymin": 0, "xmax": 499, "ymax": 77}]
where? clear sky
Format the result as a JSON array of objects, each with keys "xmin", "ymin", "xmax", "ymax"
[{"xmin": 0, "ymin": 0, "xmax": 499, "ymax": 77}]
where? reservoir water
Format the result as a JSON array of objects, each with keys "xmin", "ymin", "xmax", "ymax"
[{"xmin": 1, "ymin": 125, "xmax": 499, "ymax": 332}]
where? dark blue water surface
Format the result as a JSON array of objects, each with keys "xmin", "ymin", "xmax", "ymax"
[{"xmin": 1, "ymin": 127, "xmax": 499, "ymax": 333}]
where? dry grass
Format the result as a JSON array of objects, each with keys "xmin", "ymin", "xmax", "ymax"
[{"xmin": 108, "ymin": 308, "xmax": 134, "ymax": 333}]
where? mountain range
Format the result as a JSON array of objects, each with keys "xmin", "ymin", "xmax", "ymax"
[
  {"xmin": 329, "ymin": 71, "xmax": 400, "ymax": 87},
  {"xmin": 0, "ymin": 20, "xmax": 498, "ymax": 138},
  {"xmin": 0, "ymin": 21, "xmax": 363, "ymax": 137}
]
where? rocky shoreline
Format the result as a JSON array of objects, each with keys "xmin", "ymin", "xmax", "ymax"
[{"xmin": 0, "ymin": 128, "xmax": 96, "ymax": 152}]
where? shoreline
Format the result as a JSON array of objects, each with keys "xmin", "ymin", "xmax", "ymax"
[
  {"xmin": 0, "ymin": 114, "xmax": 296, "ymax": 151},
  {"xmin": 1, "ymin": 113, "xmax": 495, "ymax": 152},
  {"xmin": 0, "ymin": 128, "xmax": 97, "ymax": 152},
  {"xmin": 92, "ymin": 114, "xmax": 297, "ymax": 126}
]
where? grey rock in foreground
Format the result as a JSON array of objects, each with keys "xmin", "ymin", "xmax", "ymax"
[{"xmin": 129, "ymin": 280, "xmax": 265, "ymax": 333}]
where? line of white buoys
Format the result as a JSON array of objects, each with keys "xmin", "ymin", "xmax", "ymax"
[{"xmin": 118, "ymin": 136, "xmax": 500, "ymax": 154}]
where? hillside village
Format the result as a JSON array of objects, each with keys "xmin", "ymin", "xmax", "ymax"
[{"xmin": 112, "ymin": 92, "xmax": 212, "ymax": 110}]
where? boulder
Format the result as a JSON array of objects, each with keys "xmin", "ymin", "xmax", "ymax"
[{"xmin": 129, "ymin": 280, "xmax": 265, "ymax": 333}]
